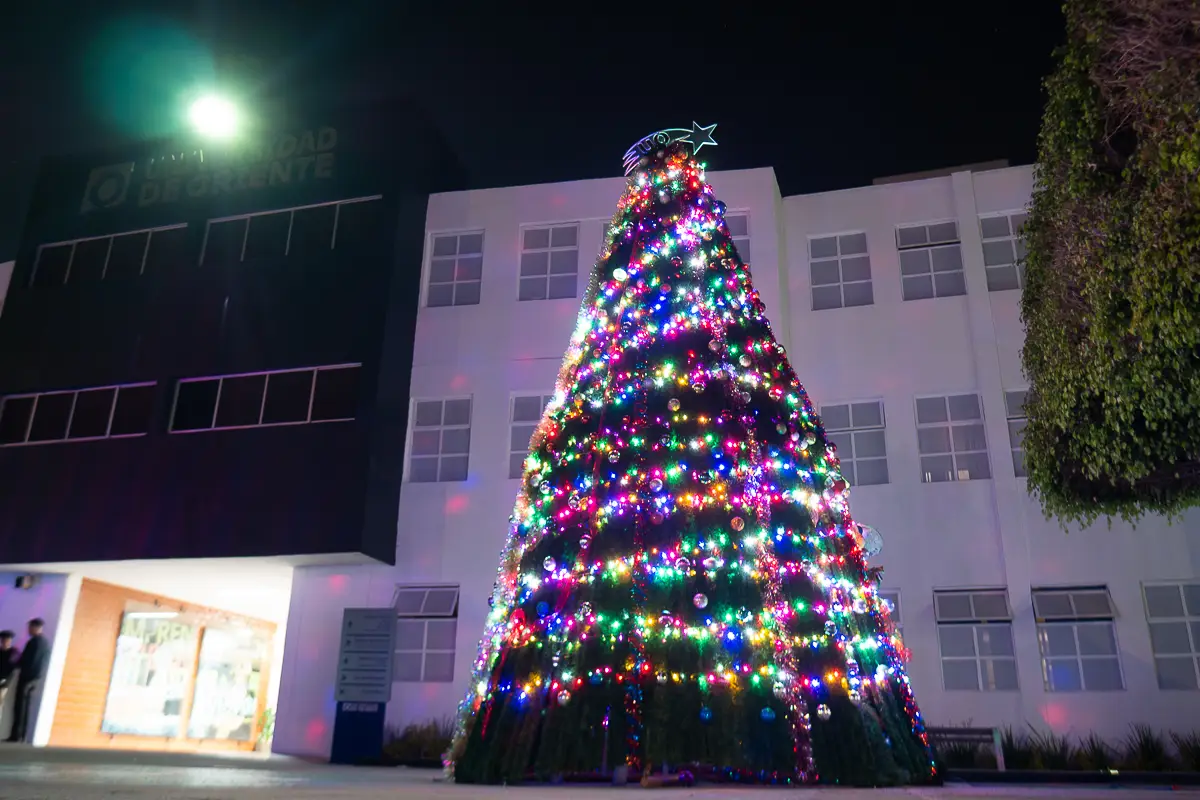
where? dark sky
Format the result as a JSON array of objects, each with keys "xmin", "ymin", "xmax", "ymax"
[{"xmin": 0, "ymin": 2, "xmax": 1064, "ymax": 259}]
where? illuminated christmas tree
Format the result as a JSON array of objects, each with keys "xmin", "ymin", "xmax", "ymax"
[{"xmin": 447, "ymin": 125, "xmax": 937, "ymax": 786}]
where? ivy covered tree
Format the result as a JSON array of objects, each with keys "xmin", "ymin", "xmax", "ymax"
[
  {"xmin": 445, "ymin": 127, "xmax": 937, "ymax": 787},
  {"xmin": 1022, "ymin": 0, "xmax": 1200, "ymax": 525}
]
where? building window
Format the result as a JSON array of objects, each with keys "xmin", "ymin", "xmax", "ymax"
[
  {"xmin": 0, "ymin": 383, "xmax": 156, "ymax": 446},
  {"xmin": 879, "ymin": 590, "xmax": 903, "ymax": 639},
  {"xmin": 169, "ymin": 365, "xmax": 360, "ymax": 433},
  {"xmin": 200, "ymin": 197, "xmax": 382, "ymax": 266},
  {"xmin": 509, "ymin": 393, "xmax": 554, "ymax": 478},
  {"xmin": 979, "ymin": 212, "xmax": 1028, "ymax": 292},
  {"xmin": 915, "ymin": 393, "xmax": 991, "ymax": 482},
  {"xmin": 820, "ymin": 400, "xmax": 888, "ymax": 485},
  {"xmin": 427, "ymin": 232, "xmax": 484, "ymax": 307},
  {"xmin": 519, "ymin": 225, "xmax": 579, "ymax": 301},
  {"xmin": 31, "ymin": 225, "xmax": 189, "ymax": 287},
  {"xmin": 394, "ymin": 585, "xmax": 459, "ymax": 683},
  {"xmin": 810, "ymin": 232, "xmax": 872, "ymax": 310},
  {"xmin": 726, "ymin": 213, "xmax": 750, "ymax": 259},
  {"xmin": 1033, "ymin": 587, "xmax": 1124, "ymax": 692},
  {"xmin": 408, "ymin": 398, "xmax": 472, "ymax": 482},
  {"xmin": 896, "ymin": 221, "xmax": 965, "ymax": 301},
  {"xmin": 1144, "ymin": 583, "xmax": 1200, "ymax": 690},
  {"xmin": 1005, "ymin": 389, "xmax": 1028, "ymax": 478},
  {"xmin": 934, "ymin": 590, "xmax": 1018, "ymax": 691}
]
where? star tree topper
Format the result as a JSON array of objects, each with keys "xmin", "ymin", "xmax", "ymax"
[{"xmin": 622, "ymin": 121, "xmax": 718, "ymax": 175}]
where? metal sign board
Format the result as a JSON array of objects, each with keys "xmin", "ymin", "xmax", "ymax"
[{"xmin": 335, "ymin": 608, "xmax": 395, "ymax": 704}]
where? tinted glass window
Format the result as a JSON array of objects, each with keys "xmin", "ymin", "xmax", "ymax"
[
  {"xmin": 27, "ymin": 392, "xmax": 73, "ymax": 441},
  {"xmin": 69, "ymin": 238, "xmax": 110, "ymax": 284},
  {"xmin": 172, "ymin": 380, "xmax": 219, "ymax": 431},
  {"xmin": 69, "ymin": 388, "xmax": 116, "ymax": 438},
  {"xmin": 144, "ymin": 227, "xmax": 189, "ymax": 274},
  {"xmin": 243, "ymin": 212, "xmax": 290, "ymax": 262},
  {"xmin": 110, "ymin": 384, "xmax": 155, "ymax": 436},
  {"xmin": 289, "ymin": 205, "xmax": 336, "ymax": 257},
  {"xmin": 215, "ymin": 375, "xmax": 266, "ymax": 428},
  {"xmin": 0, "ymin": 397, "xmax": 34, "ymax": 444},
  {"xmin": 106, "ymin": 232, "xmax": 149, "ymax": 279},
  {"xmin": 32, "ymin": 244, "xmax": 72, "ymax": 287},
  {"xmin": 262, "ymin": 370, "xmax": 313, "ymax": 424},
  {"xmin": 334, "ymin": 200, "xmax": 383, "ymax": 255},
  {"xmin": 203, "ymin": 219, "xmax": 247, "ymax": 266},
  {"xmin": 311, "ymin": 366, "xmax": 360, "ymax": 421}
]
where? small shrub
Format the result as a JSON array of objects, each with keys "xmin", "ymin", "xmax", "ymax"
[
  {"xmin": 382, "ymin": 717, "xmax": 454, "ymax": 765},
  {"xmin": 1171, "ymin": 731, "xmax": 1200, "ymax": 772},
  {"xmin": 1074, "ymin": 732, "xmax": 1115, "ymax": 771},
  {"xmin": 1026, "ymin": 727, "xmax": 1076, "ymax": 770},
  {"xmin": 1000, "ymin": 727, "xmax": 1037, "ymax": 771},
  {"xmin": 1121, "ymin": 724, "xmax": 1177, "ymax": 772},
  {"xmin": 938, "ymin": 740, "xmax": 982, "ymax": 769}
]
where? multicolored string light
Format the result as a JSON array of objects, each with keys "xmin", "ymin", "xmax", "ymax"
[{"xmin": 446, "ymin": 145, "xmax": 932, "ymax": 781}]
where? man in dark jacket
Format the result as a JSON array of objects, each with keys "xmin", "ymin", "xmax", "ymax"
[{"xmin": 5, "ymin": 619, "xmax": 49, "ymax": 744}]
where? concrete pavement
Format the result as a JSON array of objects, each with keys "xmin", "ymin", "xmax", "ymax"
[{"xmin": 0, "ymin": 748, "xmax": 1197, "ymax": 799}]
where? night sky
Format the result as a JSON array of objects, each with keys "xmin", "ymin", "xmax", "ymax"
[{"xmin": 0, "ymin": 1, "xmax": 1064, "ymax": 259}]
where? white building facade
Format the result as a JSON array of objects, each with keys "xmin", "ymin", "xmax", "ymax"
[{"xmin": 273, "ymin": 163, "xmax": 1200, "ymax": 760}]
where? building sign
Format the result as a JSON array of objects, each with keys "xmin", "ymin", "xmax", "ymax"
[
  {"xmin": 334, "ymin": 608, "xmax": 395, "ymax": 704},
  {"xmin": 81, "ymin": 126, "xmax": 338, "ymax": 214}
]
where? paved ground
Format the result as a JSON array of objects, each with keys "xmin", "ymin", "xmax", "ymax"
[{"xmin": 0, "ymin": 748, "xmax": 1197, "ymax": 799}]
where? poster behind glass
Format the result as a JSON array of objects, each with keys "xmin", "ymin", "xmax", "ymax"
[
  {"xmin": 101, "ymin": 611, "xmax": 197, "ymax": 737},
  {"xmin": 186, "ymin": 626, "xmax": 269, "ymax": 741}
]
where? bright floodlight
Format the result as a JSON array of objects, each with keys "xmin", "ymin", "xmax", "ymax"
[{"xmin": 189, "ymin": 95, "xmax": 238, "ymax": 138}]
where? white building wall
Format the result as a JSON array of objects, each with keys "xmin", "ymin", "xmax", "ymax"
[{"xmin": 275, "ymin": 164, "xmax": 1200, "ymax": 759}]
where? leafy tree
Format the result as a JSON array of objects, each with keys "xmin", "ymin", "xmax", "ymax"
[{"xmin": 1022, "ymin": 0, "xmax": 1200, "ymax": 525}]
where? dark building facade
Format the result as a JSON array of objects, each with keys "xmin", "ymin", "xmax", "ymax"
[{"xmin": 0, "ymin": 105, "xmax": 461, "ymax": 565}]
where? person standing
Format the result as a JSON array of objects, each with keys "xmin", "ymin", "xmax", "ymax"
[{"xmin": 5, "ymin": 619, "xmax": 49, "ymax": 744}]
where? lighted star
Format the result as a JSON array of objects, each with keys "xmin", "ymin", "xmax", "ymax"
[{"xmin": 683, "ymin": 122, "xmax": 718, "ymax": 155}]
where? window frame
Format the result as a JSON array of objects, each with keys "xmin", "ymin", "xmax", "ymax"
[
  {"xmin": 808, "ymin": 230, "xmax": 873, "ymax": 311},
  {"xmin": 30, "ymin": 224, "xmax": 188, "ymax": 287},
  {"xmin": 878, "ymin": 589, "xmax": 903, "ymax": 638},
  {"xmin": 517, "ymin": 222, "xmax": 581, "ymax": 302},
  {"xmin": 198, "ymin": 195, "xmax": 382, "ymax": 266},
  {"xmin": 393, "ymin": 584, "xmax": 460, "ymax": 684},
  {"xmin": 914, "ymin": 392, "xmax": 992, "ymax": 483},
  {"xmin": 1004, "ymin": 389, "xmax": 1028, "ymax": 479},
  {"xmin": 895, "ymin": 219, "xmax": 966, "ymax": 301},
  {"xmin": 933, "ymin": 588, "xmax": 1019, "ymax": 692},
  {"xmin": 1032, "ymin": 586, "xmax": 1125, "ymax": 693},
  {"xmin": 724, "ymin": 211, "xmax": 751, "ymax": 261},
  {"xmin": 1142, "ymin": 581, "xmax": 1200, "ymax": 691},
  {"xmin": 167, "ymin": 363, "xmax": 361, "ymax": 434},
  {"xmin": 508, "ymin": 391, "xmax": 555, "ymax": 479},
  {"xmin": 405, "ymin": 395, "xmax": 474, "ymax": 483},
  {"xmin": 978, "ymin": 210, "xmax": 1029, "ymax": 292},
  {"xmin": 424, "ymin": 229, "xmax": 486, "ymax": 308},
  {"xmin": 819, "ymin": 398, "xmax": 889, "ymax": 486},
  {"xmin": 0, "ymin": 382, "xmax": 157, "ymax": 447}
]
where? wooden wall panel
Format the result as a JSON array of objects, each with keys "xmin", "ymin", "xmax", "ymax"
[{"xmin": 50, "ymin": 578, "xmax": 274, "ymax": 752}]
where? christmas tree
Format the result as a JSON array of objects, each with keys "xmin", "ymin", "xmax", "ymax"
[{"xmin": 447, "ymin": 124, "xmax": 937, "ymax": 786}]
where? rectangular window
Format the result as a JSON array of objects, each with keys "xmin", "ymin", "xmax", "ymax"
[
  {"xmin": 1144, "ymin": 583, "xmax": 1200, "ymax": 690},
  {"xmin": 979, "ymin": 212, "xmax": 1028, "ymax": 292},
  {"xmin": 31, "ymin": 225, "xmax": 188, "ymax": 287},
  {"xmin": 879, "ymin": 590, "xmax": 903, "ymax": 638},
  {"xmin": 934, "ymin": 589, "xmax": 1018, "ymax": 691},
  {"xmin": 0, "ymin": 383, "xmax": 155, "ymax": 446},
  {"xmin": 810, "ymin": 232, "xmax": 873, "ymax": 310},
  {"xmin": 896, "ymin": 221, "xmax": 965, "ymax": 301},
  {"xmin": 1005, "ymin": 389, "xmax": 1028, "ymax": 478},
  {"xmin": 169, "ymin": 365, "xmax": 360, "ymax": 433},
  {"xmin": 408, "ymin": 397, "xmax": 472, "ymax": 482},
  {"xmin": 915, "ymin": 393, "xmax": 990, "ymax": 482},
  {"xmin": 200, "ymin": 197, "xmax": 381, "ymax": 266},
  {"xmin": 1033, "ymin": 587, "xmax": 1124, "ymax": 692},
  {"xmin": 427, "ymin": 231, "xmax": 484, "ymax": 307},
  {"xmin": 509, "ymin": 393, "xmax": 554, "ymax": 478},
  {"xmin": 394, "ymin": 585, "xmax": 459, "ymax": 683},
  {"xmin": 726, "ymin": 213, "xmax": 751, "ymax": 260},
  {"xmin": 820, "ymin": 400, "xmax": 888, "ymax": 485},
  {"xmin": 519, "ymin": 225, "xmax": 579, "ymax": 301}
]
